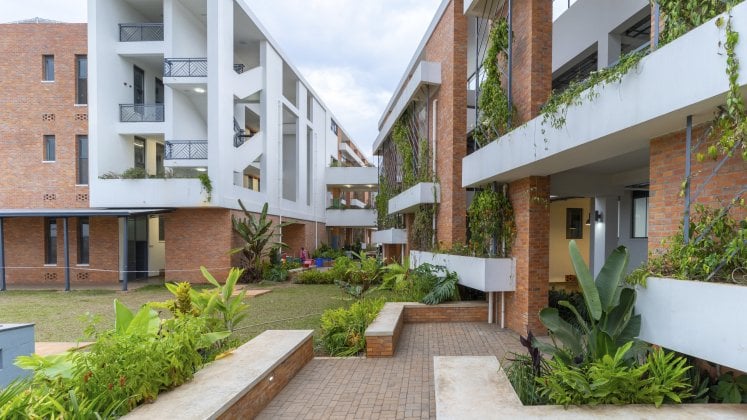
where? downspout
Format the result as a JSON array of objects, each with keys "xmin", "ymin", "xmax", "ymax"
[
  {"xmin": 430, "ymin": 88, "xmax": 438, "ymax": 248},
  {"xmin": 683, "ymin": 115, "xmax": 692, "ymax": 243},
  {"xmin": 653, "ymin": 2, "xmax": 661, "ymax": 50},
  {"xmin": 314, "ymin": 132, "xmax": 318, "ymax": 248},
  {"xmin": 0, "ymin": 218, "xmax": 5, "ymax": 291},
  {"xmin": 278, "ymin": 100, "xmax": 283, "ymax": 248}
]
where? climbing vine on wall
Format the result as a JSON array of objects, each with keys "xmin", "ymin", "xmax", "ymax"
[
  {"xmin": 467, "ymin": 189, "xmax": 515, "ymax": 258},
  {"xmin": 476, "ymin": 17, "xmax": 513, "ymax": 145},
  {"xmin": 657, "ymin": 0, "xmax": 742, "ymax": 46}
]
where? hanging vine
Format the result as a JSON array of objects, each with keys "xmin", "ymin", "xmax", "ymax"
[
  {"xmin": 476, "ymin": 17, "xmax": 514, "ymax": 145},
  {"xmin": 467, "ymin": 189, "xmax": 515, "ymax": 258}
]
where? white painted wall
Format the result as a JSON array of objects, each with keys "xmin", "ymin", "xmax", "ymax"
[{"xmin": 170, "ymin": 0, "xmax": 207, "ymax": 58}]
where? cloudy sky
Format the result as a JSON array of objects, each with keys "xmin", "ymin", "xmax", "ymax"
[{"xmin": 0, "ymin": 0, "xmax": 442, "ymax": 158}]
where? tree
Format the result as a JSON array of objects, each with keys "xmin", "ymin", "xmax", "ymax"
[{"xmin": 230, "ymin": 200, "xmax": 288, "ymax": 283}]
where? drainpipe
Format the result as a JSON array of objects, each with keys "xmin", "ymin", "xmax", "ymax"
[
  {"xmin": 63, "ymin": 217, "xmax": 70, "ymax": 292},
  {"xmin": 0, "ymin": 217, "xmax": 5, "ymax": 291},
  {"xmin": 684, "ymin": 115, "xmax": 692, "ymax": 243},
  {"xmin": 489, "ymin": 292, "xmax": 494, "ymax": 324},
  {"xmin": 653, "ymin": 2, "xmax": 661, "ymax": 50},
  {"xmin": 431, "ymin": 94, "xmax": 438, "ymax": 248},
  {"xmin": 122, "ymin": 217, "xmax": 128, "ymax": 292},
  {"xmin": 501, "ymin": 291, "xmax": 505, "ymax": 328}
]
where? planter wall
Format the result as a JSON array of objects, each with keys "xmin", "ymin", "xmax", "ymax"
[
  {"xmin": 635, "ymin": 277, "xmax": 747, "ymax": 372},
  {"xmin": 410, "ymin": 251, "xmax": 515, "ymax": 292}
]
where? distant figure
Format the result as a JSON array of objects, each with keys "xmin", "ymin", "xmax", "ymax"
[{"xmin": 300, "ymin": 247, "xmax": 310, "ymax": 261}]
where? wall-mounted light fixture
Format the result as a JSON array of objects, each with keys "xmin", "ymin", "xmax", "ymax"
[{"xmin": 595, "ymin": 210, "xmax": 603, "ymax": 223}]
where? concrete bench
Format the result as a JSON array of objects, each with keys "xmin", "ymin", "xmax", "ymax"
[
  {"xmin": 126, "ymin": 329, "xmax": 313, "ymax": 419},
  {"xmin": 434, "ymin": 356, "xmax": 747, "ymax": 419},
  {"xmin": 365, "ymin": 302, "xmax": 406, "ymax": 357}
]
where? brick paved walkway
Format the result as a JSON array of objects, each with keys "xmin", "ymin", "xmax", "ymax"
[{"xmin": 258, "ymin": 323, "xmax": 525, "ymax": 419}]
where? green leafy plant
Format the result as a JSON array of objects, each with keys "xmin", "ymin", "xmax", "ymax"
[
  {"xmin": 264, "ymin": 265, "xmax": 289, "ymax": 282},
  {"xmin": 319, "ymin": 298, "xmax": 385, "ymax": 356},
  {"xmin": 548, "ymin": 288, "xmax": 588, "ymax": 332},
  {"xmin": 295, "ymin": 269, "xmax": 335, "ymax": 284},
  {"xmin": 538, "ymin": 341, "xmax": 691, "ymax": 407},
  {"xmin": 420, "ymin": 264, "xmax": 460, "ymax": 305},
  {"xmin": 121, "ymin": 166, "xmax": 148, "ymax": 179},
  {"xmin": 231, "ymin": 200, "xmax": 289, "ymax": 283},
  {"xmin": 476, "ymin": 17, "xmax": 513, "ymax": 144},
  {"xmin": 198, "ymin": 173, "xmax": 212, "ymax": 202},
  {"xmin": 627, "ymin": 205, "xmax": 747, "ymax": 285},
  {"xmin": 535, "ymin": 241, "xmax": 641, "ymax": 365},
  {"xmin": 467, "ymin": 188, "xmax": 515, "ymax": 257},
  {"xmin": 503, "ymin": 332, "xmax": 549, "ymax": 406},
  {"xmin": 713, "ymin": 372, "xmax": 747, "ymax": 403},
  {"xmin": 195, "ymin": 266, "xmax": 249, "ymax": 332}
]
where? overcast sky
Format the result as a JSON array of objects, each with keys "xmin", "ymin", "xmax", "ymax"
[{"xmin": 0, "ymin": 0, "xmax": 442, "ymax": 159}]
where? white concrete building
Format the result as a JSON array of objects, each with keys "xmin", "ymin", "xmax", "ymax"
[{"xmin": 87, "ymin": 0, "xmax": 372, "ymax": 282}]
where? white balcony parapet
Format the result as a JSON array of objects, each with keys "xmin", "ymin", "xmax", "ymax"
[
  {"xmin": 388, "ymin": 182, "xmax": 440, "ymax": 215},
  {"xmin": 373, "ymin": 61, "xmax": 441, "ymax": 154},
  {"xmin": 462, "ymin": 1, "xmax": 747, "ymax": 187},
  {"xmin": 372, "ymin": 228, "xmax": 407, "ymax": 245},
  {"xmin": 325, "ymin": 209, "xmax": 376, "ymax": 228},
  {"xmin": 635, "ymin": 277, "xmax": 747, "ymax": 372},
  {"xmin": 91, "ymin": 179, "xmax": 207, "ymax": 207},
  {"xmin": 340, "ymin": 143, "xmax": 366, "ymax": 167},
  {"xmin": 325, "ymin": 167, "xmax": 378, "ymax": 187},
  {"xmin": 410, "ymin": 251, "xmax": 516, "ymax": 292}
]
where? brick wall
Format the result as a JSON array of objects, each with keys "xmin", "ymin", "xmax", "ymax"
[
  {"xmin": 165, "ymin": 209, "xmax": 234, "ymax": 283},
  {"xmin": 649, "ymin": 125, "xmax": 747, "ymax": 253},
  {"xmin": 424, "ymin": 0, "xmax": 468, "ymax": 248},
  {"xmin": 3, "ymin": 216, "xmax": 118, "ymax": 286},
  {"xmin": 506, "ymin": 177, "xmax": 550, "ymax": 335},
  {"xmin": 0, "ymin": 22, "xmax": 88, "ymax": 209},
  {"xmin": 218, "ymin": 336, "xmax": 313, "ymax": 420},
  {"xmin": 403, "ymin": 303, "xmax": 487, "ymax": 323}
]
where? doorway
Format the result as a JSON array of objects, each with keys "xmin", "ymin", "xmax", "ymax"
[{"xmin": 127, "ymin": 216, "xmax": 149, "ymax": 281}]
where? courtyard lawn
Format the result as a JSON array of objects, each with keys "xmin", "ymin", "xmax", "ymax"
[{"xmin": 0, "ymin": 283, "xmax": 351, "ymax": 346}]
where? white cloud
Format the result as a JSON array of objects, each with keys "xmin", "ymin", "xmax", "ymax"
[{"xmin": 0, "ymin": 0, "xmax": 86, "ymax": 23}]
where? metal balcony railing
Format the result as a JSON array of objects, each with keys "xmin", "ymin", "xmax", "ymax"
[
  {"xmin": 164, "ymin": 58, "xmax": 208, "ymax": 77},
  {"xmin": 119, "ymin": 104, "xmax": 164, "ymax": 122},
  {"xmin": 234, "ymin": 64, "xmax": 246, "ymax": 74},
  {"xmin": 164, "ymin": 140, "xmax": 208, "ymax": 160},
  {"xmin": 233, "ymin": 117, "xmax": 255, "ymax": 148},
  {"xmin": 119, "ymin": 23, "xmax": 164, "ymax": 42}
]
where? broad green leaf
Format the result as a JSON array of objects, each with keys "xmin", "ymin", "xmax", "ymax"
[
  {"xmin": 539, "ymin": 307, "xmax": 584, "ymax": 357},
  {"xmin": 595, "ymin": 245, "xmax": 629, "ymax": 311},
  {"xmin": 558, "ymin": 301, "xmax": 590, "ymax": 334},
  {"xmin": 127, "ymin": 306, "xmax": 160, "ymax": 336},
  {"xmin": 114, "ymin": 299, "xmax": 134, "ymax": 334},
  {"xmin": 600, "ymin": 288, "xmax": 637, "ymax": 338},
  {"xmin": 198, "ymin": 331, "xmax": 231, "ymax": 349},
  {"xmin": 200, "ymin": 266, "xmax": 221, "ymax": 287},
  {"xmin": 569, "ymin": 240, "xmax": 602, "ymax": 321}
]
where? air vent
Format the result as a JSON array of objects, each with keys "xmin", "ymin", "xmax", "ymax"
[
  {"xmin": 76, "ymin": 272, "xmax": 89, "ymax": 281},
  {"xmin": 42, "ymin": 113, "xmax": 55, "ymax": 121},
  {"xmin": 74, "ymin": 113, "xmax": 87, "ymax": 121},
  {"xmin": 76, "ymin": 193, "xmax": 88, "ymax": 202},
  {"xmin": 44, "ymin": 272, "xmax": 58, "ymax": 280},
  {"xmin": 43, "ymin": 193, "xmax": 57, "ymax": 201}
]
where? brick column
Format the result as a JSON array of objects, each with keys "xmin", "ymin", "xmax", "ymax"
[{"xmin": 506, "ymin": 176, "xmax": 550, "ymax": 334}]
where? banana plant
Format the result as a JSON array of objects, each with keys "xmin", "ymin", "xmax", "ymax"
[
  {"xmin": 230, "ymin": 200, "xmax": 290, "ymax": 282},
  {"xmin": 196, "ymin": 266, "xmax": 249, "ymax": 332},
  {"xmin": 534, "ymin": 240, "xmax": 641, "ymax": 364}
]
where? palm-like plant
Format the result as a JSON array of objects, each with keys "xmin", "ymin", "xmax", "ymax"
[{"xmin": 230, "ymin": 200, "xmax": 289, "ymax": 282}]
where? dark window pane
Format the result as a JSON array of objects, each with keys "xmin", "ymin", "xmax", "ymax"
[
  {"xmin": 44, "ymin": 135, "xmax": 55, "ymax": 161},
  {"xmin": 43, "ymin": 55, "xmax": 54, "ymax": 81},
  {"xmin": 77, "ymin": 136, "xmax": 89, "ymax": 184},
  {"xmin": 632, "ymin": 191, "xmax": 649, "ymax": 238},
  {"xmin": 134, "ymin": 137, "xmax": 146, "ymax": 169},
  {"xmin": 76, "ymin": 55, "xmax": 87, "ymax": 104},
  {"xmin": 566, "ymin": 208, "xmax": 583, "ymax": 239},
  {"xmin": 45, "ymin": 218, "xmax": 57, "ymax": 264},
  {"xmin": 158, "ymin": 215, "xmax": 165, "ymax": 241},
  {"xmin": 78, "ymin": 217, "xmax": 90, "ymax": 264}
]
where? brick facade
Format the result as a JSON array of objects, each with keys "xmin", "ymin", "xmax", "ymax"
[
  {"xmin": 506, "ymin": 176, "xmax": 550, "ymax": 334},
  {"xmin": 424, "ymin": 0, "xmax": 468, "ymax": 248},
  {"xmin": 649, "ymin": 125, "xmax": 747, "ymax": 253}
]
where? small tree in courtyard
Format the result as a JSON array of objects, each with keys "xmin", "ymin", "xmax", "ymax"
[{"xmin": 230, "ymin": 200, "xmax": 288, "ymax": 282}]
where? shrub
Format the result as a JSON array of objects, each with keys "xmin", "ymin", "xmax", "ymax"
[
  {"xmin": 537, "ymin": 342, "xmax": 692, "ymax": 407},
  {"xmin": 295, "ymin": 269, "xmax": 334, "ymax": 284},
  {"xmin": 548, "ymin": 288, "xmax": 588, "ymax": 331},
  {"xmin": 264, "ymin": 266, "xmax": 289, "ymax": 282},
  {"xmin": 319, "ymin": 298, "xmax": 385, "ymax": 356},
  {"xmin": 329, "ymin": 256, "xmax": 354, "ymax": 282}
]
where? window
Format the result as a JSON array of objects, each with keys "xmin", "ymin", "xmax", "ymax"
[
  {"xmin": 76, "ymin": 55, "xmax": 87, "ymax": 104},
  {"xmin": 566, "ymin": 208, "xmax": 583, "ymax": 239},
  {"xmin": 43, "ymin": 135, "xmax": 55, "ymax": 161},
  {"xmin": 330, "ymin": 119, "xmax": 338, "ymax": 135},
  {"xmin": 42, "ymin": 55, "xmax": 54, "ymax": 81},
  {"xmin": 632, "ymin": 191, "xmax": 649, "ymax": 238},
  {"xmin": 155, "ymin": 142, "xmax": 164, "ymax": 176},
  {"xmin": 307, "ymin": 93, "xmax": 314, "ymax": 122},
  {"xmin": 77, "ymin": 135, "xmax": 88, "ymax": 184},
  {"xmin": 134, "ymin": 136, "xmax": 146, "ymax": 169},
  {"xmin": 45, "ymin": 218, "xmax": 57, "ymax": 265},
  {"xmin": 77, "ymin": 217, "xmax": 89, "ymax": 264},
  {"xmin": 133, "ymin": 66, "xmax": 145, "ymax": 104},
  {"xmin": 155, "ymin": 77, "xmax": 164, "ymax": 104},
  {"xmin": 158, "ymin": 215, "xmax": 165, "ymax": 241},
  {"xmin": 307, "ymin": 127, "xmax": 313, "ymax": 206}
]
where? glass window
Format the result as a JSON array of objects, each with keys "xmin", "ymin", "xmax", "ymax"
[
  {"xmin": 42, "ymin": 55, "xmax": 54, "ymax": 81},
  {"xmin": 77, "ymin": 135, "xmax": 88, "ymax": 184},
  {"xmin": 43, "ymin": 135, "xmax": 55, "ymax": 161},
  {"xmin": 78, "ymin": 217, "xmax": 89, "ymax": 264},
  {"xmin": 45, "ymin": 218, "xmax": 57, "ymax": 265},
  {"xmin": 632, "ymin": 191, "xmax": 649, "ymax": 238},
  {"xmin": 566, "ymin": 208, "xmax": 583, "ymax": 239},
  {"xmin": 158, "ymin": 215, "xmax": 165, "ymax": 241},
  {"xmin": 134, "ymin": 137, "xmax": 146, "ymax": 169},
  {"xmin": 76, "ymin": 55, "xmax": 87, "ymax": 104}
]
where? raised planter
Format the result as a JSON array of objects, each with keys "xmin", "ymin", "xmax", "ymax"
[
  {"xmin": 410, "ymin": 251, "xmax": 515, "ymax": 292},
  {"xmin": 635, "ymin": 277, "xmax": 747, "ymax": 372},
  {"xmin": 0, "ymin": 323, "xmax": 34, "ymax": 388}
]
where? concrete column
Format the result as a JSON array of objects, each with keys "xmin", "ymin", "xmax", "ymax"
[{"xmin": 506, "ymin": 176, "xmax": 550, "ymax": 334}]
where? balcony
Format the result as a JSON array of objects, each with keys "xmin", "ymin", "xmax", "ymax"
[
  {"xmin": 91, "ymin": 178, "xmax": 206, "ymax": 208},
  {"xmin": 119, "ymin": 104, "xmax": 164, "ymax": 122},
  {"xmin": 372, "ymin": 228, "xmax": 407, "ymax": 245},
  {"xmin": 164, "ymin": 58, "xmax": 207, "ymax": 77},
  {"xmin": 325, "ymin": 167, "xmax": 378, "ymax": 187},
  {"xmin": 325, "ymin": 209, "xmax": 377, "ymax": 228},
  {"xmin": 164, "ymin": 140, "xmax": 208, "ymax": 160},
  {"xmin": 119, "ymin": 23, "xmax": 164, "ymax": 42},
  {"xmin": 388, "ymin": 182, "xmax": 440, "ymax": 215}
]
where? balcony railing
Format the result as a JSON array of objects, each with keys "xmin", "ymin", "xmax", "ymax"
[
  {"xmin": 119, "ymin": 23, "xmax": 164, "ymax": 42},
  {"xmin": 164, "ymin": 58, "xmax": 208, "ymax": 77},
  {"xmin": 165, "ymin": 140, "xmax": 208, "ymax": 160},
  {"xmin": 234, "ymin": 64, "xmax": 246, "ymax": 74},
  {"xmin": 119, "ymin": 104, "xmax": 164, "ymax": 122}
]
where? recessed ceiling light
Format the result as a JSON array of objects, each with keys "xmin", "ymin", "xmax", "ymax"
[
  {"xmin": 196, "ymin": 167, "xmax": 207, "ymax": 172},
  {"xmin": 194, "ymin": 87, "xmax": 206, "ymax": 93}
]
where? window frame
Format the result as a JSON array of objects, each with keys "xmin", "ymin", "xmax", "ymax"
[
  {"xmin": 42, "ymin": 55, "xmax": 55, "ymax": 82},
  {"xmin": 75, "ymin": 55, "xmax": 87, "ymax": 105},
  {"xmin": 631, "ymin": 190, "xmax": 649, "ymax": 239},
  {"xmin": 44, "ymin": 218, "xmax": 57, "ymax": 265},
  {"xmin": 565, "ymin": 207, "xmax": 584, "ymax": 239},
  {"xmin": 43, "ymin": 135, "xmax": 56, "ymax": 162},
  {"xmin": 77, "ymin": 135, "xmax": 89, "ymax": 185},
  {"xmin": 77, "ymin": 217, "xmax": 90, "ymax": 265}
]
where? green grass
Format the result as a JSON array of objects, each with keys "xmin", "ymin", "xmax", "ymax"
[{"xmin": 0, "ymin": 283, "xmax": 353, "ymax": 346}]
